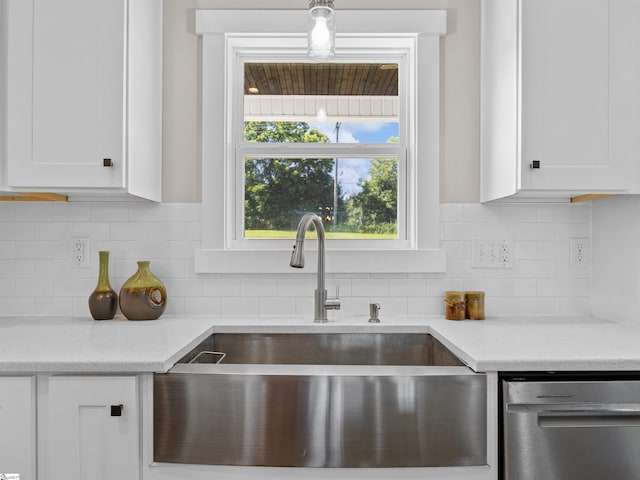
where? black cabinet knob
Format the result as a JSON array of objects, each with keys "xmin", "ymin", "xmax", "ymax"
[
  {"xmin": 529, "ymin": 160, "xmax": 541, "ymax": 169},
  {"xmin": 111, "ymin": 404, "xmax": 123, "ymax": 416},
  {"xmin": 103, "ymin": 158, "xmax": 113, "ymax": 167}
]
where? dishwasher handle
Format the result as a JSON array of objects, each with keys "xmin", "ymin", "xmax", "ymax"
[
  {"xmin": 508, "ymin": 403, "xmax": 640, "ymax": 428},
  {"xmin": 516, "ymin": 404, "xmax": 640, "ymax": 428}
]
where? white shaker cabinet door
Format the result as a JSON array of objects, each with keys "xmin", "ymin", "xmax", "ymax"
[
  {"xmin": 5, "ymin": 0, "xmax": 126, "ymax": 189},
  {"xmin": 519, "ymin": 0, "xmax": 624, "ymax": 192},
  {"xmin": 481, "ymin": 0, "xmax": 640, "ymax": 200},
  {"xmin": 45, "ymin": 376, "xmax": 139, "ymax": 480},
  {"xmin": 0, "ymin": 377, "xmax": 36, "ymax": 480}
]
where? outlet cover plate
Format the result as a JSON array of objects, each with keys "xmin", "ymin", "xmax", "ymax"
[{"xmin": 472, "ymin": 238, "xmax": 513, "ymax": 268}]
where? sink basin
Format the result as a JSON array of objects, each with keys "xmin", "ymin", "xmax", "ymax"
[
  {"xmin": 154, "ymin": 332, "xmax": 486, "ymax": 469},
  {"xmin": 177, "ymin": 332, "xmax": 465, "ymax": 366}
]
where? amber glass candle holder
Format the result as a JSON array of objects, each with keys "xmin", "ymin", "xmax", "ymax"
[
  {"xmin": 445, "ymin": 291, "xmax": 466, "ymax": 320},
  {"xmin": 465, "ymin": 291, "xmax": 485, "ymax": 320}
]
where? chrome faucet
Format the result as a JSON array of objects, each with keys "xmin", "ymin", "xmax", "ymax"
[{"xmin": 290, "ymin": 213, "xmax": 340, "ymax": 322}]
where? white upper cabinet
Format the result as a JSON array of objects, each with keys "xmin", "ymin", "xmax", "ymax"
[
  {"xmin": 481, "ymin": 0, "xmax": 640, "ymax": 201},
  {"xmin": 3, "ymin": 0, "xmax": 162, "ymax": 201}
]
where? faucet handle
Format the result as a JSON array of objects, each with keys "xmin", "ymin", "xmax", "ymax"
[{"xmin": 325, "ymin": 286, "xmax": 341, "ymax": 311}]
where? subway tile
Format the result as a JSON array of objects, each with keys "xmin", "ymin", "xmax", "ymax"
[
  {"xmin": 71, "ymin": 222, "xmax": 111, "ymax": 240},
  {"xmin": 351, "ymin": 278, "xmax": 390, "ymax": 297},
  {"xmin": 90, "ymin": 203, "xmax": 129, "ymax": 222},
  {"xmin": 462, "ymin": 204, "xmax": 502, "ymax": 223},
  {"xmin": 276, "ymin": 277, "xmax": 316, "ymax": 297},
  {"xmin": 499, "ymin": 204, "xmax": 538, "ymax": 222},
  {"xmin": 439, "ymin": 204, "xmax": 464, "ymax": 223},
  {"xmin": 128, "ymin": 203, "xmax": 167, "ymax": 222},
  {"xmin": 241, "ymin": 278, "xmax": 278, "ymax": 297},
  {"xmin": 487, "ymin": 297, "xmax": 518, "ymax": 317},
  {"xmin": 517, "ymin": 222, "xmax": 557, "ymax": 241},
  {"xmin": 164, "ymin": 204, "xmax": 201, "ymax": 222},
  {"xmin": 517, "ymin": 297, "xmax": 556, "ymax": 316},
  {"xmin": 149, "ymin": 221, "xmax": 188, "ymax": 241},
  {"xmin": 388, "ymin": 278, "xmax": 427, "ymax": 297},
  {"xmin": 536, "ymin": 241, "xmax": 567, "ymax": 261},
  {"xmin": 0, "ymin": 222, "xmax": 35, "ymax": 241},
  {"xmin": 376, "ymin": 296, "xmax": 407, "ymax": 316},
  {"xmin": 126, "ymin": 240, "xmax": 165, "ymax": 260},
  {"xmin": 222, "ymin": 297, "xmax": 260, "ymax": 315},
  {"xmin": 426, "ymin": 278, "xmax": 464, "ymax": 297},
  {"xmin": 34, "ymin": 296, "xmax": 73, "ymax": 315},
  {"xmin": 537, "ymin": 204, "xmax": 573, "ymax": 222},
  {"xmin": 53, "ymin": 203, "xmax": 91, "ymax": 222},
  {"xmin": 0, "ymin": 241, "xmax": 15, "ymax": 259},
  {"xmin": 0, "ymin": 204, "xmax": 16, "ymax": 221},
  {"xmin": 1, "ymin": 297, "xmax": 34, "ymax": 315},
  {"xmin": 15, "ymin": 279, "xmax": 54, "ymax": 297},
  {"xmin": 0, "ymin": 260, "xmax": 35, "ymax": 278},
  {"xmin": 0, "ymin": 279, "xmax": 16, "ymax": 296},
  {"xmin": 518, "ymin": 260, "xmax": 557, "ymax": 279},
  {"xmin": 441, "ymin": 240, "xmax": 465, "ymax": 260},
  {"xmin": 555, "ymin": 296, "xmax": 591, "ymax": 315},
  {"xmin": 15, "ymin": 203, "xmax": 54, "ymax": 222},
  {"xmin": 110, "ymin": 222, "xmax": 150, "ymax": 241},
  {"xmin": 442, "ymin": 222, "xmax": 483, "ymax": 241},
  {"xmin": 0, "ymin": 201, "xmax": 595, "ymax": 317},
  {"xmin": 259, "ymin": 296, "xmax": 297, "ymax": 315},
  {"xmin": 571, "ymin": 203, "xmax": 592, "ymax": 223},
  {"xmin": 35, "ymin": 222, "xmax": 73, "ymax": 240},
  {"xmin": 204, "ymin": 278, "xmax": 242, "ymax": 297},
  {"xmin": 165, "ymin": 297, "xmax": 186, "ymax": 316},
  {"xmin": 481, "ymin": 222, "xmax": 517, "ymax": 239},
  {"xmin": 185, "ymin": 297, "xmax": 222, "ymax": 315},
  {"xmin": 14, "ymin": 241, "xmax": 55, "ymax": 260}
]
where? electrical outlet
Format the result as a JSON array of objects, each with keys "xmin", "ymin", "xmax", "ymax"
[
  {"xmin": 472, "ymin": 239, "xmax": 513, "ymax": 268},
  {"xmin": 570, "ymin": 238, "xmax": 590, "ymax": 268},
  {"xmin": 71, "ymin": 237, "xmax": 90, "ymax": 268}
]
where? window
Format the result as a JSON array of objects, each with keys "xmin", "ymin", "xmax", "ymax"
[
  {"xmin": 195, "ymin": 10, "xmax": 447, "ymax": 273},
  {"xmin": 242, "ymin": 62, "xmax": 401, "ymax": 242}
]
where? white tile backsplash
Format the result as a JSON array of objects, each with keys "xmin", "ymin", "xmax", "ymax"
[{"xmin": 0, "ymin": 202, "xmax": 592, "ymax": 318}]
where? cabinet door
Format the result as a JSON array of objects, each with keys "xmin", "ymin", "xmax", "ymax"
[
  {"xmin": 0, "ymin": 377, "xmax": 36, "ymax": 480},
  {"xmin": 46, "ymin": 376, "xmax": 139, "ymax": 480},
  {"xmin": 520, "ymin": 0, "xmax": 629, "ymax": 192},
  {"xmin": 5, "ymin": 0, "xmax": 126, "ymax": 188}
]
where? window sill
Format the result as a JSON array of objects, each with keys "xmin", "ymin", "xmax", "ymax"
[{"xmin": 195, "ymin": 249, "xmax": 446, "ymax": 274}]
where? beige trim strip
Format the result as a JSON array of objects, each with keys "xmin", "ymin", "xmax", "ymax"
[{"xmin": 0, "ymin": 192, "xmax": 68, "ymax": 202}]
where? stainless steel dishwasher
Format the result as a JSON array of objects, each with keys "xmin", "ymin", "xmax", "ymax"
[{"xmin": 502, "ymin": 373, "xmax": 640, "ymax": 480}]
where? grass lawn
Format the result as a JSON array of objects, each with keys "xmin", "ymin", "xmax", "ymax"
[{"xmin": 245, "ymin": 230, "xmax": 396, "ymax": 240}]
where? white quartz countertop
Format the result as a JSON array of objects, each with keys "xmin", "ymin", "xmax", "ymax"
[{"xmin": 2, "ymin": 314, "xmax": 640, "ymax": 373}]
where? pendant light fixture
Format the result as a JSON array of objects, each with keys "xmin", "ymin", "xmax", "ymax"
[{"xmin": 308, "ymin": 0, "xmax": 335, "ymax": 59}]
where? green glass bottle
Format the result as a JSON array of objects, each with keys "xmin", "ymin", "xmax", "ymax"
[
  {"xmin": 88, "ymin": 251, "xmax": 118, "ymax": 320},
  {"xmin": 119, "ymin": 261, "xmax": 167, "ymax": 320}
]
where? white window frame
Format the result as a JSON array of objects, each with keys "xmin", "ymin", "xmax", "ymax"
[{"xmin": 195, "ymin": 10, "xmax": 447, "ymax": 274}]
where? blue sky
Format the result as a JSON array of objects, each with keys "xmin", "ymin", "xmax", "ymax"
[{"xmin": 308, "ymin": 121, "xmax": 398, "ymax": 197}]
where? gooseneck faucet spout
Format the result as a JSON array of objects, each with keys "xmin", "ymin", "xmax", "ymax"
[{"xmin": 290, "ymin": 213, "xmax": 340, "ymax": 322}]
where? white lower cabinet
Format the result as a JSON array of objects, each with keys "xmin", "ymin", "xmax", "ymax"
[
  {"xmin": 0, "ymin": 376, "xmax": 36, "ymax": 480},
  {"xmin": 41, "ymin": 375, "xmax": 140, "ymax": 480}
]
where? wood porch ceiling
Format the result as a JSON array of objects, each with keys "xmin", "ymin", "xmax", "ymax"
[{"xmin": 244, "ymin": 63, "xmax": 398, "ymax": 96}]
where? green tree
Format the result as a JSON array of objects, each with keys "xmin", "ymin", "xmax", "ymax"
[
  {"xmin": 244, "ymin": 121, "xmax": 343, "ymax": 231},
  {"xmin": 346, "ymin": 156, "xmax": 398, "ymax": 235}
]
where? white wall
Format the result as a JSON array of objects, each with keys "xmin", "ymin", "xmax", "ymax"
[
  {"xmin": 592, "ymin": 195, "xmax": 640, "ymax": 324},
  {"xmin": 0, "ymin": 202, "xmax": 591, "ymax": 319}
]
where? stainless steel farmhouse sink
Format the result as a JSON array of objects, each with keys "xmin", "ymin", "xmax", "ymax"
[{"xmin": 153, "ymin": 333, "xmax": 487, "ymax": 468}]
